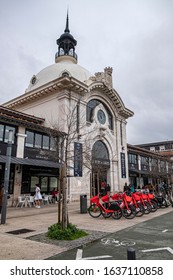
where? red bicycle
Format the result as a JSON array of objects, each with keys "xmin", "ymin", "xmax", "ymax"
[
  {"xmin": 135, "ymin": 191, "xmax": 152, "ymax": 214},
  {"xmin": 116, "ymin": 192, "xmax": 136, "ymax": 219},
  {"xmin": 88, "ymin": 194, "xmax": 122, "ymax": 219},
  {"xmin": 131, "ymin": 192, "xmax": 145, "ymax": 217}
]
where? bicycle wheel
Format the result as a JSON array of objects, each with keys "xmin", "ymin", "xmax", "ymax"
[
  {"xmin": 135, "ymin": 203, "xmax": 145, "ymax": 217},
  {"xmin": 102, "ymin": 212, "xmax": 112, "ymax": 218},
  {"xmin": 150, "ymin": 200, "xmax": 158, "ymax": 212},
  {"xmin": 161, "ymin": 198, "xmax": 169, "ymax": 208},
  {"xmin": 88, "ymin": 204, "xmax": 102, "ymax": 218},
  {"xmin": 144, "ymin": 201, "xmax": 152, "ymax": 214},
  {"xmin": 112, "ymin": 209, "xmax": 122, "ymax": 220},
  {"xmin": 122, "ymin": 205, "xmax": 136, "ymax": 219}
]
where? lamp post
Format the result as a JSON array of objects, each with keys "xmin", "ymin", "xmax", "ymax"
[{"xmin": 1, "ymin": 130, "xmax": 13, "ymax": 224}]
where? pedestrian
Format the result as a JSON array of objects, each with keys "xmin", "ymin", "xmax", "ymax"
[
  {"xmin": 130, "ymin": 184, "xmax": 135, "ymax": 193},
  {"xmin": 0, "ymin": 183, "xmax": 4, "ymax": 214},
  {"xmin": 123, "ymin": 182, "xmax": 129, "ymax": 192},
  {"xmin": 51, "ymin": 188, "xmax": 58, "ymax": 203},
  {"xmin": 105, "ymin": 183, "xmax": 111, "ymax": 196},
  {"xmin": 100, "ymin": 181, "xmax": 106, "ymax": 196},
  {"xmin": 34, "ymin": 184, "xmax": 42, "ymax": 208}
]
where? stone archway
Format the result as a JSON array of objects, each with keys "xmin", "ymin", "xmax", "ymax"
[{"xmin": 91, "ymin": 140, "xmax": 110, "ymax": 196}]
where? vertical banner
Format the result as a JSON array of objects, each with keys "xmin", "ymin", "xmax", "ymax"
[
  {"xmin": 74, "ymin": 142, "xmax": 83, "ymax": 177},
  {"xmin": 121, "ymin": 152, "xmax": 126, "ymax": 178}
]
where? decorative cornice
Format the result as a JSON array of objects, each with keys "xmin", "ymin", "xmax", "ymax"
[
  {"xmin": 89, "ymin": 82, "xmax": 134, "ymax": 119},
  {"xmin": 3, "ymin": 76, "xmax": 88, "ymax": 109}
]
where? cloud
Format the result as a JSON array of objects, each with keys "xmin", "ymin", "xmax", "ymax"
[{"xmin": 0, "ymin": 0, "xmax": 173, "ymax": 145}]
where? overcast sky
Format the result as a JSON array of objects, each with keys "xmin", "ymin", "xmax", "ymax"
[{"xmin": 0, "ymin": 0, "xmax": 173, "ymax": 145}]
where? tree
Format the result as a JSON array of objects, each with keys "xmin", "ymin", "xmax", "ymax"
[{"xmin": 42, "ymin": 99, "xmax": 97, "ymax": 229}]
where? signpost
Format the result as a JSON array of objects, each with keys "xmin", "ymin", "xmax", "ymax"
[{"xmin": 1, "ymin": 130, "xmax": 13, "ymax": 224}]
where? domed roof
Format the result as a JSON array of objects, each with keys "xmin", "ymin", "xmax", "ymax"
[{"xmin": 26, "ymin": 59, "xmax": 92, "ymax": 92}]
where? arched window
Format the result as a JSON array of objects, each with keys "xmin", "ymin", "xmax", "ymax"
[
  {"xmin": 92, "ymin": 140, "xmax": 109, "ymax": 160},
  {"xmin": 86, "ymin": 99, "xmax": 113, "ymax": 130}
]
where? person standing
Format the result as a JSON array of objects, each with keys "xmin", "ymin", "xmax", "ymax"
[
  {"xmin": 34, "ymin": 184, "xmax": 42, "ymax": 208},
  {"xmin": 0, "ymin": 183, "xmax": 4, "ymax": 214},
  {"xmin": 100, "ymin": 181, "xmax": 106, "ymax": 196},
  {"xmin": 105, "ymin": 183, "xmax": 111, "ymax": 196},
  {"xmin": 123, "ymin": 182, "xmax": 129, "ymax": 192}
]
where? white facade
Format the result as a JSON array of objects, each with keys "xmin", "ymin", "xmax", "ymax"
[{"xmin": 3, "ymin": 18, "xmax": 134, "ymax": 200}]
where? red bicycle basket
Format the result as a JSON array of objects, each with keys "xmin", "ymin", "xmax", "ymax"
[
  {"xmin": 141, "ymin": 193, "xmax": 147, "ymax": 199},
  {"xmin": 101, "ymin": 195, "xmax": 109, "ymax": 202},
  {"xmin": 148, "ymin": 193, "xmax": 154, "ymax": 199},
  {"xmin": 111, "ymin": 193, "xmax": 119, "ymax": 200},
  {"xmin": 125, "ymin": 195, "xmax": 132, "ymax": 202},
  {"xmin": 90, "ymin": 195, "xmax": 99, "ymax": 203},
  {"xmin": 133, "ymin": 193, "xmax": 140, "ymax": 201}
]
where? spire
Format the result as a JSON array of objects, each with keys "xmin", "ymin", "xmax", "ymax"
[
  {"xmin": 55, "ymin": 11, "xmax": 78, "ymax": 64},
  {"xmin": 64, "ymin": 11, "xmax": 70, "ymax": 33}
]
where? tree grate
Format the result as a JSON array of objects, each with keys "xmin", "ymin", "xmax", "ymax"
[{"xmin": 6, "ymin": 228, "xmax": 35, "ymax": 235}]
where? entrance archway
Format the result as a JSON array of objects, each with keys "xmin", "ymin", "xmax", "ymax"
[{"xmin": 91, "ymin": 140, "xmax": 110, "ymax": 196}]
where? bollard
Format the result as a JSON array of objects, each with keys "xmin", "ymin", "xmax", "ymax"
[{"xmin": 127, "ymin": 247, "xmax": 136, "ymax": 260}]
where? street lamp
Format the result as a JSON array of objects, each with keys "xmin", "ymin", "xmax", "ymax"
[{"xmin": 1, "ymin": 130, "xmax": 13, "ymax": 224}]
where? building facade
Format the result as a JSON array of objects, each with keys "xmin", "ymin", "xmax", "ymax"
[
  {"xmin": 2, "ymin": 15, "xmax": 173, "ymax": 204},
  {"xmin": 128, "ymin": 144, "xmax": 173, "ymax": 188},
  {"xmin": 3, "ymin": 15, "xmax": 134, "ymax": 200},
  {"xmin": 0, "ymin": 106, "xmax": 62, "ymax": 205}
]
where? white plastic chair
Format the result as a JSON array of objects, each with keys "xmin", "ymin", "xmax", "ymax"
[
  {"xmin": 43, "ymin": 195, "xmax": 49, "ymax": 205},
  {"xmin": 27, "ymin": 196, "xmax": 35, "ymax": 207},
  {"xmin": 16, "ymin": 196, "xmax": 25, "ymax": 208},
  {"xmin": 48, "ymin": 195, "xmax": 52, "ymax": 204}
]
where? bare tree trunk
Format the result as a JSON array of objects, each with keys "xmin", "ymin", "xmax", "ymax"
[
  {"xmin": 58, "ymin": 168, "xmax": 62, "ymax": 224},
  {"xmin": 61, "ymin": 163, "xmax": 67, "ymax": 230}
]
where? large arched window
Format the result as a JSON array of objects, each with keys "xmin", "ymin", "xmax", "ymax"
[
  {"xmin": 86, "ymin": 99, "xmax": 113, "ymax": 130},
  {"xmin": 92, "ymin": 140, "xmax": 110, "ymax": 163}
]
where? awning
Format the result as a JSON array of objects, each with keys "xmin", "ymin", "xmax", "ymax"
[
  {"xmin": 129, "ymin": 169, "xmax": 150, "ymax": 175},
  {"xmin": 0, "ymin": 155, "xmax": 60, "ymax": 169}
]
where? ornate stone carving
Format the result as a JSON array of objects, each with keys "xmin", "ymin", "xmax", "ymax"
[{"xmin": 89, "ymin": 66, "xmax": 113, "ymax": 87}]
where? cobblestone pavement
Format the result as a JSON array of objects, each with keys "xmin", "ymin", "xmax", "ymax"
[{"xmin": 0, "ymin": 202, "xmax": 172, "ymax": 259}]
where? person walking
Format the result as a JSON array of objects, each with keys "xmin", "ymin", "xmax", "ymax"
[
  {"xmin": 0, "ymin": 183, "xmax": 4, "ymax": 214},
  {"xmin": 34, "ymin": 184, "xmax": 42, "ymax": 208}
]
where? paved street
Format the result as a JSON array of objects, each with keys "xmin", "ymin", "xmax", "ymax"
[
  {"xmin": 0, "ymin": 202, "xmax": 173, "ymax": 260},
  {"xmin": 48, "ymin": 211, "xmax": 173, "ymax": 260}
]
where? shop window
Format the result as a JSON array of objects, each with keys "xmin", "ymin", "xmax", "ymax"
[
  {"xmin": 0, "ymin": 124, "xmax": 16, "ymax": 144},
  {"xmin": 141, "ymin": 156, "xmax": 149, "ymax": 165},
  {"xmin": 50, "ymin": 137, "xmax": 56, "ymax": 151},
  {"xmin": 43, "ymin": 135, "xmax": 50, "ymax": 150},
  {"xmin": 41, "ymin": 177, "xmax": 48, "ymax": 193},
  {"xmin": 4, "ymin": 126, "xmax": 15, "ymax": 143},
  {"xmin": 35, "ymin": 133, "xmax": 42, "ymax": 148},
  {"xmin": 0, "ymin": 124, "xmax": 4, "ymax": 141},
  {"xmin": 25, "ymin": 131, "xmax": 34, "ymax": 147},
  {"xmin": 30, "ymin": 176, "xmax": 39, "ymax": 193},
  {"xmin": 50, "ymin": 177, "xmax": 58, "ymax": 191},
  {"xmin": 128, "ymin": 154, "xmax": 137, "ymax": 164}
]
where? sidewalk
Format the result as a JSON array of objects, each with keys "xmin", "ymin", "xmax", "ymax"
[{"xmin": 0, "ymin": 202, "xmax": 173, "ymax": 260}]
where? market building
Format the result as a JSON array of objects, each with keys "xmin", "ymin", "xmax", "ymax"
[
  {"xmin": 1, "ymin": 15, "xmax": 173, "ymax": 204},
  {"xmin": 2, "ymin": 14, "xmax": 134, "ymax": 201}
]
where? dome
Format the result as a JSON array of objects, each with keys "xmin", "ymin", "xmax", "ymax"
[{"xmin": 26, "ymin": 58, "xmax": 92, "ymax": 92}]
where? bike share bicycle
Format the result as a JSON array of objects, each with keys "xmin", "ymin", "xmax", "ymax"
[{"xmin": 88, "ymin": 192, "xmax": 137, "ymax": 220}]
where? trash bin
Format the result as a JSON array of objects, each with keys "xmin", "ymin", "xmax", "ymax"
[{"xmin": 80, "ymin": 194, "xmax": 87, "ymax": 213}]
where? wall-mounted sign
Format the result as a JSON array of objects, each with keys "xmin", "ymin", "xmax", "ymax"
[
  {"xmin": 121, "ymin": 152, "xmax": 126, "ymax": 178},
  {"xmin": 74, "ymin": 142, "xmax": 83, "ymax": 177}
]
